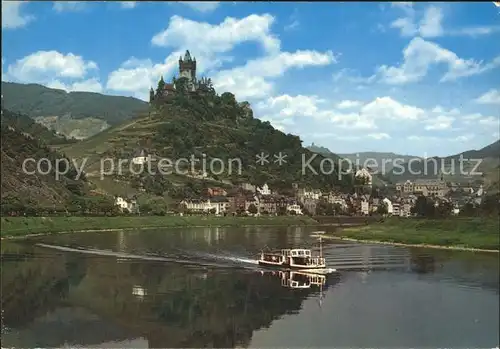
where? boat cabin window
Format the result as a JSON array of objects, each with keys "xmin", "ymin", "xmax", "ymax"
[{"xmin": 291, "ymin": 249, "xmax": 311, "ymax": 257}]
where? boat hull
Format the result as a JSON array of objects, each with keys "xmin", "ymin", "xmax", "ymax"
[{"xmin": 258, "ymin": 260, "xmax": 327, "ymax": 270}]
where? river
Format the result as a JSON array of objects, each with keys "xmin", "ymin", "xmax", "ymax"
[{"xmin": 1, "ymin": 226, "xmax": 498, "ymax": 348}]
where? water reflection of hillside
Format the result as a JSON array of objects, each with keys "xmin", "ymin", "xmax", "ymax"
[
  {"xmin": 1, "ymin": 242, "xmax": 340, "ymax": 348},
  {"xmin": 408, "ymin": 249, "xmax": 499, "ymax": 294}
]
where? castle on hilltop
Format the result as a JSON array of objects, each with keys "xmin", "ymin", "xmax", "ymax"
[{"xmin": 150, "ymin": 50, "xmax": 214, "ymax": 104}]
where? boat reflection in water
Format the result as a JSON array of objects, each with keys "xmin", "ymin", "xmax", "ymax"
[{"xmin": 259, "ymin": 270, "xmax": 327, "ymax": 289}]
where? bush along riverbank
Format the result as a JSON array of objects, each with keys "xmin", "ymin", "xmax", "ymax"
[
  {"xmin": 0, "ymin": 215, "xmax": 319, "ymax": 238},
  {"xmin": 323, "ymin": 217, "xmax": 500, "ymax": 252}
]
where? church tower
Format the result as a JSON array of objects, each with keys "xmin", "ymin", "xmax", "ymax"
[{"xmin": 179, "ymin": 50, "xmax": 197, "ymax": 91}]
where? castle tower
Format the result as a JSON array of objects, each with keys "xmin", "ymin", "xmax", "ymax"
[{"xmin": 179, "ymin": 50, "xmax": 197, "ymax": 90}]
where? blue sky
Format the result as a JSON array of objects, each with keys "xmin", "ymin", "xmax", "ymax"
[{"xmin": 2, "ymin": 1, "xmax": 500, "ymax": 156}]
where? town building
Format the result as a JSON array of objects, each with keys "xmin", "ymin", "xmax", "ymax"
[
  {"xmin": 132, "ymin": 149, "xmax": 150, "ymax": 165},
  {"xmin": 395, "ymin": 179, "xmax": 448, "ymax": 197},
  {"xmin": 206, "ymin": 187, "xmax": 227, "ymax": 197},
  {"xmin": 115, "ymin": 196, "xmax": 139, "ymax": 213},
  {"xmin": 256, "ymin": 183, "xmax": 271, "ymax": 196},
  {"xmin": 383, "ymin": 197, "xmax": 393, "ymax": 215},
  {"xmin": 180, "ymin": 197, "xmax": 230, "ymax": 215},
  {"xmin": 286, "ymin": 203, "xmax": 303, "ymax": 215}
]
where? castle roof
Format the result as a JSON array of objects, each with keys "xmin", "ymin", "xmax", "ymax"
[
  {"xmin": 180, "ymin": 50, "xmax": 195, "ymax": 62},
  {"xmin": 163, "ymin": 83, "xmax": 176, "ymax": 91}
]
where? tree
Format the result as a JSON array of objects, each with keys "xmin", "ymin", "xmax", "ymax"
[
  {"xmin": 277, "ymin": 206, "xmax": 287, "ymax": 216},
  {"xmin": 221, "ymin": 92, "xmax": 236, "ymax": 105},
  {"xmin": 377, "ymin": 202, "xmax": 388, "ymax": 215},
  {"xmin": 411, "ymin": 195, "xmax": 435, "ymax": 217},
  {"xmin": 247, "ymin": 204, "xmax": 258, "ymax": 215},
  {"xmin": 435, "ymin": 201, "xmax": 453, "ymax": 217},
  {"xmin": 157, "ymin": 76, "xmax": 165, "ymax": 92}
]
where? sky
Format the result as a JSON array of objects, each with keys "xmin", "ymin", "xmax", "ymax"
[{"xmin": 2, "ymin": 1, "xmax": 500, "ymax": 157}]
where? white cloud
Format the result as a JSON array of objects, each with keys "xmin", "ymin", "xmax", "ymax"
[
  {"xmin": 450, "ymin": 25, "xmax": 500, "ymax": 37},
  {"xmin": 337, "ymin": 100, "xmax": 362, "ymax": 109},
  {"xmin": 178, "ymin": 1, "xmax": 220, "ymax": 13},
  {"xmin": 2, "ymin": 1, "xmax": 34, "ymax": 29},
  {"xmin": 119, "ymin": 2, "xmax": 137, "ymax": 9},
  {"xmin": 423, "ymin": 115, "xmax": 454, "ymax": 130},
  {"xmin": 368, "ymin": 133, "xmax": 391, "ymax": 140},
  {"xmin": 255, "ymin": 95, "xmax": 429, "ymax": 133},
  {"xmin": 408, "ymin": 134, "xmax": 473, "ymax": 142},
  {"xmin": 474, "ymin": 89, "xmax": 500, "ymax": 105},
  {"xmin": 7, "ymin": 51, "xmax": 98, "ymax": 82},
  {"xmin": 106, "ymin": 55, "xmax": 180, "ymax": 100},
  {"xmin": 361, "ymin": 96, "xmax": 424, "ymax": 120},
  {"xmin": 47, "ymin": 78, "xmax": 103, "ymax": 93},
  {"xmin": 391, "ymin": 17, "xmax": 417, "ymax": 36},
  {"xmin": 478, "ymin": 116, "xmax": 500, "ymax": 127},
  {"xmin": 151, "ymin": 14, "xmax": 280, "ymax": 55},
  {"xmin": 284, "ymin": 8, "xmax": 300, "ymax": 31},
  {"xmin": 53, "ymin": 1, "xmax": 86, "ymax": 13},
  {"xmin": 390, "ymin": 4, "xmax": 500, "ymax": 38},
  {"xmin": 256, "ymin": 94, "xmax": 326, "ymax": 120},
  {"xmin": 418, "ymin": 6, "xmax": 443, "ymax": 38},
  {"xmin": 377, "ymin": 37, "xmax": 500, "ymax": 84},
  {"xmin": 214, "ymin": 50, "xmax": 336, "ymax": 100}
]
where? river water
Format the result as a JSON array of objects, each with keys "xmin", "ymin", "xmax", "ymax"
[{"xmin": 1, "ymin": 226, "xmax": 498, "ymax": 348}]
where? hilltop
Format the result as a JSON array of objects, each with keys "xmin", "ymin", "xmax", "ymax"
[{"xmin": 1, "ymin": 81, "xmax": 148, "ymax": 139}]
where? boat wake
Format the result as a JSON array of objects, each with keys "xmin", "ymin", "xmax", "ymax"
[
  {"xmin": 35, "ymin": 243, "xmax": 261, "ymax": 271},
  {"xmin": 186, "ymin": 251, "xmax": 259, "ymax": 265}
]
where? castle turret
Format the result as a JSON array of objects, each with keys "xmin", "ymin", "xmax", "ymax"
[
  {"xmin": 179, "ymin": 50, "xmax": 197, "ymax": 91},
  {"xmin": 149, "ymin": 87, "xmax": 154, "ymax": 103}
]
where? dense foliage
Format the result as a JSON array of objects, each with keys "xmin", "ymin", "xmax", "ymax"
[
  {"xmin": 141, "ymin": 91, "xmax": 354, "ymax": 192},
  {"xmin": 0, "ymin": 119, "xmax": 92, "ymax": 215}
]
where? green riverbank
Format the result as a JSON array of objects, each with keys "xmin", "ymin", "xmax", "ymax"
[
  {"xmin": 0, "ymin": 215, "xmax": 319, "ymax": 238},
  {"xmin": 326, "ymin": 217, "xmax": 499, "ymax": 252}
]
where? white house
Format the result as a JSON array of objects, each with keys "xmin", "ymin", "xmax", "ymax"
[
  {"xmin": 299, "ymin": 188, "xmax": 322, "ymax": 201},
  {"xmin": 382, "ymin": 197, "xmax": 393, "ymax": 215},
  {"xmin": 132, "ymin": 149, "xmax": 150, "ymax": 165},
  {"xmin": 181, "ymin": 198, "xmax": 230, "ymax": 215},
  {"xmin": 361, "ymin": 201, "xmax": 370, "ymax": 216},
  {"xmin": 355, "ymin": 168, "xmax": 373, "ymax": 186},
  {"xmin": 115, "ymin": 196, "xmax": 139, "ymax": 213},
  {"xmin": 256, "ymin": 183, "xmax": 271, "ymax": 196},
  {"xmin": 286, "ymin": 204, "xmax": 303, "ymax": 215}
]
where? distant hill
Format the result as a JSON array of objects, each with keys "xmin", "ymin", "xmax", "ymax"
[
  {"xmin": 1, "ymin": 81, "xmax": 148, "ymax": 139},
  {"xmin": 60, "ymin": 90, "xmax": 354, "ymax": 199},
  {"xmin": 306, "ymin": 144, "xmax": 392, "ymax": 186},
  {"xmin": 337, "ymin": 152, "xmax": 420, "ymax": 173},
  {"xmin": 387, "ymin": 140, "xmax": 500, "ymax": 184}
]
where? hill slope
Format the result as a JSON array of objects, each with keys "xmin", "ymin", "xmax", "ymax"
[
  {"xmin": 60, "ymin": 91, "xmax": 354, "ymax": 198},
  {"xmin": 1, "ymin": 116, "xmax": 91, "ymax": 213},
  {"xmin": 1, "ymin": 107, "xmax": 73, "ymax": 145},
  {"xmin": 1, "ymin": 81, "xmax": 148, "ymax": 139}
]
